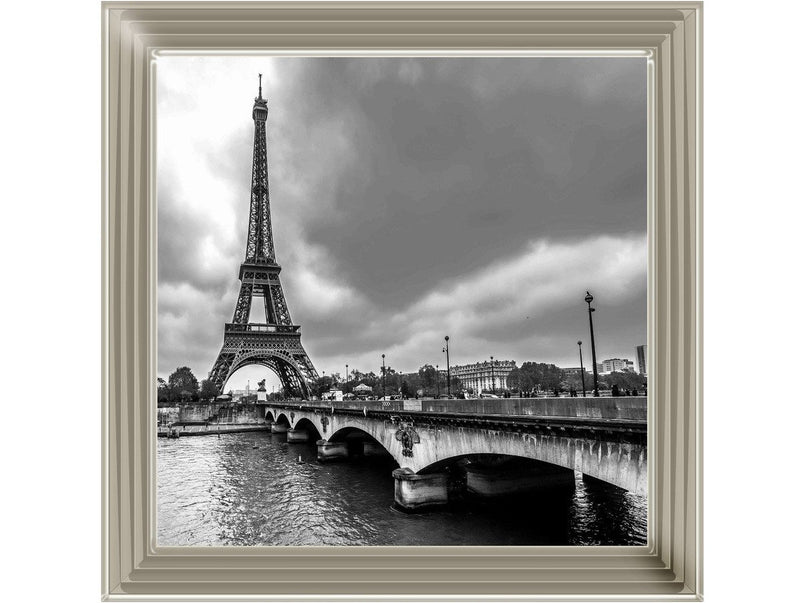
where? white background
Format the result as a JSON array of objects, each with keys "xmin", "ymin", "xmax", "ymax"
[{"xmin": 1, "ymin": 0, "xmax": 801, "ymax": 601}]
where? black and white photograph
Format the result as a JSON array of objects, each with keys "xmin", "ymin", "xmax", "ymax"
[{"xmin": 156, "ymin": 56, "xmax": 648, "ymax": 547}]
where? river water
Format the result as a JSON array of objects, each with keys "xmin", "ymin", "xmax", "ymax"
[{"xmin": 158, "ymin": 431, "xmax": 647, "ymax": 546}]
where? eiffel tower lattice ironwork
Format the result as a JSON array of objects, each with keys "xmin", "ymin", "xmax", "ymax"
[{"xmin": 209, "ymin": 76, "xmax": 318, "ymax": 398}]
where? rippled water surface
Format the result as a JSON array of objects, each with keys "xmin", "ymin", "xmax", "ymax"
[{"xmin": 158, "ymin": 432, "xmax": 647, "ymax": 546}]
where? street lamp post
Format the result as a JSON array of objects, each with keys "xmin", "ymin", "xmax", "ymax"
[
  {"xmin": 577, "ymin": 340, "xmax": 587, "ymax": 398},
  {"xmin": 490, "ymin": 356, "xmax": 496, "ymax": 394},
  {"xmin": 381, "ymin": 354, "xmax": 386, "ymax": 400},
  {"xmin": 584, "ymin": 291, "xmax": 600, "ymax": 397},
  {"xmin": 444, "ymin": 336, "xmax": 451, "ymax": 398},
  {"xmin": 435, "ymin": 364, "xmax": 440, "ymax": 398},
  {"xmin": 345, "ymin": 363, "xmax": 349, "ymax": 386}
]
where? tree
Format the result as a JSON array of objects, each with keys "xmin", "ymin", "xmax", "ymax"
[
  {"xmin": 601, "ymin": 371, "xmax": 645, "ymax": 393},
  {"xmin": 419, "ymin": 364, "xmax": 437, "ymax": 390},
  {"xmin": 506, "ymin": 367, "xmax": 531, "ymax": 392},
  {"xmin": 312, "ymin": 375, "xmax": 334, "ymax": 398},
  {"xmin": 199, "ymin": 379, "xmax": 220, "ymax": 402},
  {"xmin": 560, "ymin": 370, "xmax": 594, "ymax": 394},
  {"xmin": 168, "ymin": 366, "xmax": 199, "ymax": 403},
  {"xmin": 400, "ymin": 380, "xmax": 413, "ymax": 399},
  {"xmin": 508, "ymin": 362, "xmax": 562, "ymax": 393},
  {"xmin": 353, "ymin": 371, "xmax": 377, "ymax": 391},
  {"xmin": 157, "ymin": 378, "xmax": 170, "ymax": 405},
  {"xmin": 401, "ymin": 372, "xmax": 423, "ymax": 396}
]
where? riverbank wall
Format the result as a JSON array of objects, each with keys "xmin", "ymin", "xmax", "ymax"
[
  {"xmin": 158, "ymin": 423, "xmax": 269, "ymax": 438},
  {"xmin": 157, "ymin": 403, "xmax": 271, "ymax": 437}
]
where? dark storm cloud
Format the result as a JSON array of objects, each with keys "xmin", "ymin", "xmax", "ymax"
[
  {"xmin": 280, "ymin": 58, "xmax": 645, "ymax": 304},
  {"xmin": 158, "ymin": 57, "xmax": 647, "ymax": 380}
]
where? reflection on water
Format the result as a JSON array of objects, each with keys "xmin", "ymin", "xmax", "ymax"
[{"xmin": 158, "ymin": 431, "xmax": 647, "ymax": 546}]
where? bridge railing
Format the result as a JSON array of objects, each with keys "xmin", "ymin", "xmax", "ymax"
[{"xmin": 275, "ymin": 397, "xmax": 646, "ymax": 422}]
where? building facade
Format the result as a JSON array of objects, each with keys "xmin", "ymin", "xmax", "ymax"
[
  {"xmin": 636, "ymin": 345, "xmax": 647, "ymax": 376},
  {"xmin": 450, "ymin": 360, "xmax": 517, "ymax": 393},
  {"xmin": 600, "ymin": 358, "xmax": 635, "ymax": 373}
]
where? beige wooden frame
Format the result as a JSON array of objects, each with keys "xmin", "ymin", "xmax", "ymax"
[{"xmin": 102, "ymin": 2, "xmax": 702, "ymax": 599}]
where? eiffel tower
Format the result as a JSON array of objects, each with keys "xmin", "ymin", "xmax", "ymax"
[{"xmin": 209, "ymin": 76, "xmax": 318, "ymax": 398}]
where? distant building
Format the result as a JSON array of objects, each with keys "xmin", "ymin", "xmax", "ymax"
[
  {"xmin": 636, "ymin": 345, "xmax": 647, "ymax": 376},
  {"xmin": 600, "ymin": 358, "xmax": 634, "ymax": 374},
  {"xmin": 450, "ymin": 360, "xmax": 517, "ymax": 392},
  {"xmin": 353, "ymin": 383, "xmax": 373, "ymax": 398},
  {"xmin": 562, "ymin": 367, "xmax": 583, "ymax": 375}
]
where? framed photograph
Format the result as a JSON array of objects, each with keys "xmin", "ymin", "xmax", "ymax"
[{"xmin": 103, "ymin": 1, "xmax": 702, "ymax": 599}]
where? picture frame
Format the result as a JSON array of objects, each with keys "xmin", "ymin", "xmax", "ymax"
[{"xmin": 102, "ymin": 2, "xmax": 702, "ymax": 600}]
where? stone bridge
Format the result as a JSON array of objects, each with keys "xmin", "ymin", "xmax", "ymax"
[{"xmin": 262, "ymin": 398, "xmax": 647, "ymax": 511}]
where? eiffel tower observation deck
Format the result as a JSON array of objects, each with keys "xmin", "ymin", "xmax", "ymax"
[{"xmin": 209, "ymin": 76, "xmax": 318, "ymax": 398}]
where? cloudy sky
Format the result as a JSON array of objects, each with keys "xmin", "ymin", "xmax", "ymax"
[{"xmin": 157, "ymin": 57, "xmax": 647, "ymax": 389}]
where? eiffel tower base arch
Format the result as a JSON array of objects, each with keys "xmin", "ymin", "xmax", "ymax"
[{"xmin": 209, "ymin": 328, "xmax": 317, "ymax": 399}]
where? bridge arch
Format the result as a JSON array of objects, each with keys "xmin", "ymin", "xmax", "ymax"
[
  {"xmin": 265, "ymin": 410, "xmax": 276, "ymax": 423},
  {"xmin": 417, "ymin": 452, "xmax": 554, "ymax": 472},
  {"xmin": 406, "ymin": 430, "xmax": 645, "ymax": 495},
  {"xmin": 328, "ymin": 426, "xmax": 381, "ymax": 444},
  {"xmin": 274, "ymin": 413, "xmax": 291, "ymax": 427},
  {"xmin": 327, "ymin": 425, "xmax": 397, "ymax": 463},
  {"xmin": 419, "ymin": 452, "xmax": 575, "ymax": 477},
  {"xmin": 292, "ymin": 417, "xmax": 322, "ymax": 441},
  {"xmin": 417, "ymin": 453, "xmax": 578, "ymax": 498}
]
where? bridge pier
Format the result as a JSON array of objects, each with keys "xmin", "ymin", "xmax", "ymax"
[
  {"xmin": 270, "ymin": 422, "xmax": 288, "ymax": 434},
  {"xmin": 316, "ymin": 440, "xmax": 349, "ymax": 462},
  {"xmin": 392, "ymin": 468, "xmax": 449, "ymax": 512},
  {"xmin": 286, "ymin": 428, "xmax": 309, "ymax": 443},
  {"xmin": 465, "ymin": 463, "xmax": 575, "ymax": 497}
]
